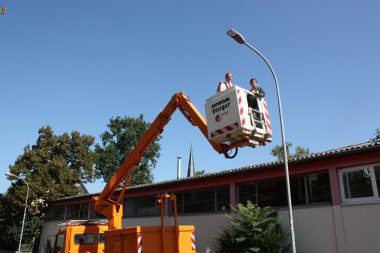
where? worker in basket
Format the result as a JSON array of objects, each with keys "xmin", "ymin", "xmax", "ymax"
[
  {"xmin": 216, "ymin": 72, "xmax": 234, "ymax": 92},
  {"xmin": 247, "ymin": 78, "xmax": 266, "ymax": 127}
]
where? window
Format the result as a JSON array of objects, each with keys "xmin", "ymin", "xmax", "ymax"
[
  {"xmin": 375, "ymin": 166, "xmax": 380, "ymax": 196},
  {"xmin": 74, "ymin": 233, "xmax": 95, "ymax": 244},
  {"xmin": 55, "ymin": 234, "xmax": 64, "ymax": 251},
  {"xmin": 98, "ymin": 233, "xmax": 105, "ymax": 244},
  {"xmin": 257, "ymin": 180, "xmax": 287, "ymax": 207},
  {"xmin": 238, "ymin": 183, "xmax": 257, "ymax": 204},
  {"xmin": 175, "ymin": 186, "xmax": 230, "ymax": 214},
  {"xmin": 339, "ymin": 165, "xmax": 380, "ymax": 203},
  {"xmin": 47, "ymin": 205, "xmax": 65, "ymax": 220},
  {"xmin": 66, "ymin": 202, "xmax": 89, "ymax": 219},
  {"xmin": 91, "ymin": 211, "xmax": 106, "ymax": 219},
  {"xmin": 306, "ymin": 173, "xmax": 331, "ymax": 203},
  {"xmin": 290, "ymin": 176, "xmax": 306, "ymax": 205},
  {"xmin": 216, "ymin": 187, "xmax": 230, "ymax": 211},
  {"xmin": 238, "ymin": 172, "xmax": 331, "ymax": 207},
  {"xmin": 183, "ymin": 188, "xmax": 215, "ymax": 213},
  {"xmin": 124, "ymin": 195, "xmax": 160, "ymax": 217}
]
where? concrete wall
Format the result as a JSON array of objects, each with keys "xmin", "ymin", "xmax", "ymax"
[
  {"xmin": 340, "ymin": 203, "xmax": 380, "ymax": 253},
  {"xmin": 39, "ymin": 203, "xmax": 380, "ymax": 253},
  {"xmin": 280, "ymin": 206, "xmax": 338, "ymax": 253},
  {"xmin": 38, "ymin": 220, "xmax": 65, "ymax": 253}
]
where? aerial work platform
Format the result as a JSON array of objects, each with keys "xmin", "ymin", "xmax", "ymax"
[{"xmin": 205, "ymin": 85, "xmax": 272, "ymax": 147}]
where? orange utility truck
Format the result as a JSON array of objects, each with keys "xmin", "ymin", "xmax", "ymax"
[
  {"xmin": 53, "ymin": 87, "xmax": 272, "ymax": 253},
  {"xmin": 53, "ymin": 221, "xmax": 107, "ymax": 253}
]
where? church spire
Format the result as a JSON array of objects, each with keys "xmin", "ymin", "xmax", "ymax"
[{"xmin": 187, "ymin": 142, "xmax": 195, "ymax": 177}]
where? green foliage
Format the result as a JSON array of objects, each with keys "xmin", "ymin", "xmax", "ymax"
[
  {"xmin": 195, "ymin": 170, "xmax": 206, "ymax": 176},
  {"xmin": 1, "ymin": 126, "xmax": 95, "ymax": 249},
  {"xmin": 214, "ymin": 201, "xmax": 290, "ymax": 253},
  {"xmin": 8, "ymin": 126, "xmax": 95, "ymax": 207},
  {"xmin": 270, "ymin": 142, "xmax": 311, "ymax": 161},
  {"xmin": 94, "ymin": 115, "xmax": 161, "ymax": 186},
  {"xmin": 23, "ymin": 215, "xmax": 43, "ymax": 243},
  {"xmin": 371, "ymin": 128, "xmax": 380, "ymax": 141},
  {"xmin": 0, "ymin": 194, "xmax": 19, "ymax": 250}
]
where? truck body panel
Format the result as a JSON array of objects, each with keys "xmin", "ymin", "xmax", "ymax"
[
  {"xmin": 54, "ymin": 223, "xmax": 108, "ymax": 253},
  {"xmin": 105, "ymin": 226, "xmax": 195, "ymax": 253}
]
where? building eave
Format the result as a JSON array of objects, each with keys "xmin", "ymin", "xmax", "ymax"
[{"xmin": 48, "ymin": 140, "xmax": 380, "ymax": 204}]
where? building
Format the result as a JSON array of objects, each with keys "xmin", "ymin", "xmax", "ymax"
[{"xmin": 40, "ymin": 140, "xmax": 380, "ymax": 253}]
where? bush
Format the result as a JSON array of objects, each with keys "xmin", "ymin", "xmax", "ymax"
[{"xmin": 214, "ymin": 201, "xmax": 290, "ymax": 253}]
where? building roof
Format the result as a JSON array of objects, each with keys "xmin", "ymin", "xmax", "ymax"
[
  {"xmin": 51, "ymin": 140, "xmax": 380, "ymax": 202},
  {"xmin": 134, "ymin": 140, "xmax": 380, "ymax": 187}
]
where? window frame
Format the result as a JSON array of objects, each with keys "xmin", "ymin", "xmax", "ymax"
[
  {"xmin": 47, "ymin": 205, "xmax": 65, "ymax": 220},
  {"xmin": 339, "ymin": 164, "xmax": 380, "ymax": 204},
  {"xmin": 173, "ymin": 185, "xmax": 230, "ymax": 214},
  {"xmin": 237, "ymin": 182, "xmax": 258, "ymax": 205},
  {"xmin": 74, "ymin": 233, "xmax": 95, "ymax": 245},
  {"xmin": 123, "ymin": 195, "xmax": 160, "ymax": 217},
  {"xmin": 97, "ymin": 233, "xmax": 105, "ymax": 244},
  {"xmin": 237, "ymin": 171, "xmax": 332, "ymax": 207},
  {"xmin": 55, "ymin": 234, "xmax": 65, "ymax": 251},
  {"xmin": 304, "ymin": 172, "xmax": 332, "ymax": 204},
  {"xmin": 66, "ymin": 202, "xmax": 90, "ymax": 220}
]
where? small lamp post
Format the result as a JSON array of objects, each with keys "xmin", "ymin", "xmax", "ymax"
[
  {"xmin": 227, "ymin": 29, "xmax": 296, "ymax": 253},
  {"xmin": 5, "ymin": 172, "xmax": 29, "ymax": 253}
]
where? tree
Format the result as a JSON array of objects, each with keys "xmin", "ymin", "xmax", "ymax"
[
  {"xmin": 94, "ymin": 115, "xmax": 161, "ymax": 186},
  {"xmin": 214, "ymin": 201, "xmax": 289, "ymax": 253},
  {"xmin": 9, "ymin": 126, "xmax": 96, "ymax": 205},
  {"xmin": 195, "ymin": 170, "xmax": 206, "ymax": 176},
  {"xmin": 371, "ymin": 128, "xmax": 380, "ymax": 141},
  {"xmin": 270, "ymin": 141, "xmax": 311, "ymax": 161},
  {"xmin": 1, "ymin": 126, "xmax": 95, "ymax": 250},
  {"xmin": 0, "ymin": 193, "xmax": 19, "ymax": 250}
]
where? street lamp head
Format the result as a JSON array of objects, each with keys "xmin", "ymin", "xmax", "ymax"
[
  {"xmin": 227, "ymin": 29, "xmax": 246, "ymax": 44},
  {"xmin": 5, "ymin": 172, "xmax": 17, "ymax": 178}
]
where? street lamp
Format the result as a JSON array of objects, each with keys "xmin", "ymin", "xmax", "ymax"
[
  {"xmin": 5, "ymin": 172, "xmax": 29, "ymax": 253},
  {"xmin": 227, "ymin": 29, "xmax": 296, "ymax": 253}
]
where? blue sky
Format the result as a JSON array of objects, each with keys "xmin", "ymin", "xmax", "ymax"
[{"xmin": 1, "ymin": 0, "xmax": 379, "ymax": 194}]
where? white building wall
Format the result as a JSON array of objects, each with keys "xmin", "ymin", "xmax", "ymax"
[
  {"xmin": 340, "ymin": 203, "xmax": 380, "ymax": 253},
  {"xmin": 279, "ymin": 206, "xmax": 338, "ymax": 253},
  {"xmin": 38, "ymin": 220, "xmax": 65, "ymax": 253},
  {"xmin": 39, "ymin": 204, "xmax": 380, "ymax": 253}
]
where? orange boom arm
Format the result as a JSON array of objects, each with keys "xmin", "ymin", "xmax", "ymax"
[{"xmin": 92, "ymin": 92, "xmax": 250, "ymax": 229}]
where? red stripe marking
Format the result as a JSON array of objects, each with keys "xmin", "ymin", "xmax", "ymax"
[
  {"xmin": 225, "ymin": 126, "xmax": 233, "ymax": 131},
  {"xmin": 191, "ymin": 232, "xmax": 196, "ymax": 250},
  {"xmin": 212, "ymin": 122, "xmax": 240, "ymax": 137},
  {"xmin": 137, "ymin": 233, "xmax": 142, "ymax": 251}
]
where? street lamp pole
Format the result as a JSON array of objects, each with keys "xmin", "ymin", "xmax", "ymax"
[
  {"xmin": 227, "ymin": 29, "xmax": 296, "ymax": 253},
  {"xmin": 5, "ymin": 172, "xmax": 29, "ymax": 253}
]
